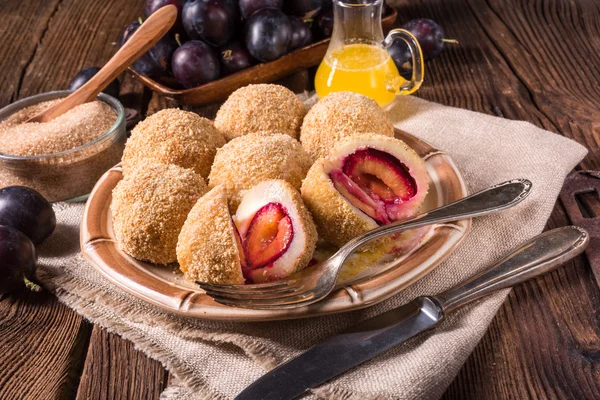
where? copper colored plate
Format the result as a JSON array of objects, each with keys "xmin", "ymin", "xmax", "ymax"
[
  {"xmin": 81, "ymin": 128, "xmax": 470, "ymax": 321},
  {"xmin": 128, "ymin": 9, "xmax": 398, "ymax": 106}
]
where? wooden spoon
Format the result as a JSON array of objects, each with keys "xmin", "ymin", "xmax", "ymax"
[{"xmin": 27, "ymin": 5, "xmax": 177, "ymax": 123}]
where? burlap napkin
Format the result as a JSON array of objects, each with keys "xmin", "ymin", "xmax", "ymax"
[{"xmin": 36, "ymin": 96, "xmax": 587, "ymax": 400}]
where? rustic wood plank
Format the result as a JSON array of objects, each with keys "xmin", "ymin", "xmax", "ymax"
[
  {"xmin": 75, "ymin": 326, "xmax": 167, "ymax": 400},
  {"xmin": 391, "ymin": 0, "xmax": 553, "ymax": 126},
  {"xmin": 16, "ymin": 0, "xmax": 144, "ymax": 101},
  {"xmin": 0, "ymin": 290, "xmax": 92, "ymax": 400},
  {"xmin": 465, "ymin": 0, "xmax": 600, "ymax": 170},
  {"xmin": 0, "ymin": 0, "xmax": 60, "ymax": 107}
]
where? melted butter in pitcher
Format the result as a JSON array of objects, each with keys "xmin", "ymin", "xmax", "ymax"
[{"xmin": 315, "ymin": 44, "xmax": 403, "ymax": 107}]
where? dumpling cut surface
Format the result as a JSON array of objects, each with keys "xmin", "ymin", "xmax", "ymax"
[
  {"xmin": 111, "ymin": 163, "xmax": 208, "ymax": 265},
  {"xmin": 301, "ymin": 133, "xmax": 429, "ymax": 248},
  {"xmin": 177, "ymin": 186, "xmax": 245, "ymax": 285},
  {"xmin": 122, "ymin": 108, "xmax": 226, "ymax": 179},
  {"xmin": 300, "ymin": 91, "xmax": 395, "ymax": 161},
  {"xmin": 214, "ymin": 84, "xmax": 307, "ymax": 141},
  {"xmin": 208, "ymin": 133, "xmax": 312, "ymax": 210},
  {"xmin": 234, "ymin": 180, "xmax": 318, "ymax": 283}
]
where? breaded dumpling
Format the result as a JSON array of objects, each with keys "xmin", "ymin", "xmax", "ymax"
[
  {"xmin": 214, "ymin": 84, "xmax": 307, "ymax": 141},
  {"xmin": 111, "ymin": 163, "xmax": 208, "ymax": 264},
  {"xmin": 301, "ymin": 133, "xmax": 429, "ymax": 248},
  {"xmin": 177, "ymin": 186, "xmax": 245, "ymax": 285},
  {"xmin": 122, "ymin": 108, "xmax": 226, "ymax": 179},
  {"xmin": 208, "ymin": 133, "xmax": 312, "ymax": 210},
  {"xmin": 300, "ymin": 91, "xmax": 395, "ymax": 160}
]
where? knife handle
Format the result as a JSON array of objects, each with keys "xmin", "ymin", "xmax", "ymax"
[{"xmin": 434, "ymin": 226, "xmax": 589, "ymax": 313}]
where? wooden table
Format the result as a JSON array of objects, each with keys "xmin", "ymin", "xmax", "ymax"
[{"xmin": 1, "ymin": 0, "xmax": 599, "ymax": 399}]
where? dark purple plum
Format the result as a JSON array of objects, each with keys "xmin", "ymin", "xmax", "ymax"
[
  {"xmin": 68, "ymin": 67, "xmax": 120, "ymax": 98},
  {"xmin": 288, "ymin": 16, "xmax": 312, "ymax": 51},
  {"xmin": 0, "ymin": 225, "xmax": 39, "ymax": 294},
  {"xmin": 314, "ymin": 7, "xmax": 334, "ymax": 38},
  {"xmin": 387, "ymin": 38, "xmax": 413, "ymax": 81},
  {"xmin": 120, "ymin": 20, "xmax": 177, "ymax": 78},
  {"xmin": 182, "ymin": 0, "xmax": 237, "ymax": 46},
  {"xmin": 145, "ymin": 0, "xmax": 186, "ymax": 29},
  {"xmin": 219, "ymin": 41, "xmax": 255, "ymax": 75},
  {"xmin": 401, "ymin": 18, "xmax": 458, "ymax": 60},
  {"xmin": 239, "ymin": 0, "xmax": 282, "ymax": 19},
  {"xmin": 0, "ymin": 186, "xmax": 55, "ymax": 245},
  {"xmin": 172, "ymin": 40, "xmax": 220, "ymax": 88},
  {"xmin": 284, "ymin": 0, "xmax": 322, "ymax": 19},
  {"xmin": 245, "ymin": 8, "xmax": 292, "ymax": 62}
]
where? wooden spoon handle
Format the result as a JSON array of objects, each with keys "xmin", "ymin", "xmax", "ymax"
[{"xmin": 31, "ymin": 5, "xmax": 177, "ymax": 123}]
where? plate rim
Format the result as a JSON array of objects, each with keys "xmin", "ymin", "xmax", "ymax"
[{"xmin": 80, "ymin": 129, "xmax": 471, "ymax": 322}]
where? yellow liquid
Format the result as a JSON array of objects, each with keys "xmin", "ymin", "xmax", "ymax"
[{"xmin": 315, "ymin": 43, "xmax": 404, "ymax": 107}]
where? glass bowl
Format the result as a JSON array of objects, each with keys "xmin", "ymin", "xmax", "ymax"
[{"xmin": 0, "ymin": 91, "xmax": 126, "ymax": 202}]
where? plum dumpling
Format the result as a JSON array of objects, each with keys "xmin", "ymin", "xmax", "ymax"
[
  {"xmin": 177, "ymin": 180, "xmax": 317, "ymax": 284},
  {"xmin": 301, "ymin": 132, "xmax": 429, "ymax": 248}
]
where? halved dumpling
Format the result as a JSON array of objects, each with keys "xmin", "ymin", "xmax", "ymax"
[
  {"xmin": 176, "ymin": 185, "xmax": 245, "ymax": 285},
  {"xmin": 234, "ymin": 180, "xmax": 318, "ymax": 283},
  {"xmin": 301, "ymin": 133, "xmax": 429, "ymax": 248}
]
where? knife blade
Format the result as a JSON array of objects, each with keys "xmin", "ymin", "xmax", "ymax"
[
  {"xmin": 235, "ymin": 296, "xmax": 443, "ymax": 400},
  {"xmin": 235, "ymin": 226, "xmax": 588, "ymax": 400}
]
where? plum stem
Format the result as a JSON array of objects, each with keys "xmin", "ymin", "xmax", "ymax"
[
  {"xmin": 23, "ymin": 275, "xmax": 42, "ymax": 292},
  {"xmin": 442, "ymin": 39, "xmax": 459, "ymax": 44},
  {"xmin": 175, "ymin": 33, "xmax": 183, "ymax": 47},
  {"xmin": 138, "ymin": 16, "xmax": 144, "ymax": 25}
]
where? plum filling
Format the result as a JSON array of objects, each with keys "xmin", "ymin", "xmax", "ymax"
[
  {"xmin": 241, "ymin": 203, "xmax": 294, "ymax": 272},
  {"xmin": 330, "ymin": 148, "xmax": 418, "ymax": 224}
]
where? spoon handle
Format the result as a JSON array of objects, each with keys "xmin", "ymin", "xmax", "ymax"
[
  {"xmin": 343, "ymin": 179, "xmax": 532, "ymax": 254},
  {"xmin": 31, "ymin": 5, "xmax": 177, "ymax": 123}
]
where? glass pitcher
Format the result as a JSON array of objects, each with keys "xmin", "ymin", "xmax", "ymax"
[{"xmin": 314, "ymin": 0, "xmax": 424, "ymax": 107}]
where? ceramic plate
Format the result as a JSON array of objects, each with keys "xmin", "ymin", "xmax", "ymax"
[{"xmin": 81, "ymin": 129, "xmax": 470, "ymax": 321}]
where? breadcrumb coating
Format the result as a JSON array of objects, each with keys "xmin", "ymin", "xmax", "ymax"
[
  {"xmin": 177, "ymin": 185, "xmax": 245, "ymax": 285},
  {"xmin": 301, "ymin": 133, "xmax": 429, "ymax": 249},
  {"xmin": 300, "ymin": 91, "xmax": 395, "ymax": 160},
  {"xmin": 208, "ymin": 133, "xmax": 312, "ymax": 210},
  {"xmin": 122, "ymin": 108, "xmax": 226, "ymax": 179},
  {"xmin": 111, "ymin": 163, "xmax": 208, "ymax": 265},
  {"xmin": 214, "ymin": 84, "xmax": 307, "ymax": 141}
]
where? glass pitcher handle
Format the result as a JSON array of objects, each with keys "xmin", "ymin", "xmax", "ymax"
[{"xmin": 383, "ymin": 29, "xmax": 424, "ymax": 95}]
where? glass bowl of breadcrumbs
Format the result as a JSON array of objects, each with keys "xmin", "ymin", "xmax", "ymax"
[{"xmin": 0, "ymin": 91, "xmax": 126, "ymax": 202}]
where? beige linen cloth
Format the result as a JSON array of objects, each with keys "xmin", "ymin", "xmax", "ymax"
[{"xmin": 37, "ymin": 96, "xmax": 587, "ymax": 400}]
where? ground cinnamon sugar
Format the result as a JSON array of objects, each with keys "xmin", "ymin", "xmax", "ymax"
[
  {"xmin": 0, "ymin": 98, "xmax": 124, "ymax": 202},
  {"xmin": 0, "ymin": 100, "xmax": 116, "ymax": 156}
]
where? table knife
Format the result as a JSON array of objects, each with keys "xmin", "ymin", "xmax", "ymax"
[{"xmin": 235, "ymin": 226, "xmax": 588, "ymax": 400}]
